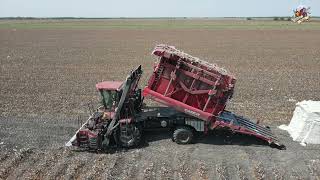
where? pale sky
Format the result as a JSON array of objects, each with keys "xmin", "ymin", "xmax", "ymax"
[{"xmin": 0, "ymin": 0, "xmax": 319, "ymax": 17}]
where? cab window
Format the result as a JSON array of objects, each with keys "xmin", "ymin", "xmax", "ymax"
[{"xmin": 100, "ymin": 90, "xmax": 117, "ymax": 109}]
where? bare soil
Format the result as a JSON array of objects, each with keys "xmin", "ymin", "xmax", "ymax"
[{"xmin": 0, "ymin": 20, "xmax": 320, "ymax": 179}]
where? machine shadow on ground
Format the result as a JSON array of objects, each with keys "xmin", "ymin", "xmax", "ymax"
[
  {"xmin": 141, "ymin": 129, "xmax": 269, "ymax": 148},
  {"xmin": 69, "ymin": 129, "xmax": 270, "ymax": 154}
]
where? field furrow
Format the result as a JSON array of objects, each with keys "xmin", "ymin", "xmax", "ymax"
[{"xmin": 0, "ymin": 19, "xmax": 320, "ymax": 179}]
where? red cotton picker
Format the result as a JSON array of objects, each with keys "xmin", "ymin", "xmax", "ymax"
[{"xmin": 66, "ymin": 44, "xmax": 285, "ymax": 151}]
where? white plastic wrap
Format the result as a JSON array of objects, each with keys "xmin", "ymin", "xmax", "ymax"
[{"xmin": 279, "ymin": 100, "xmax": 320, "ymax": 146}]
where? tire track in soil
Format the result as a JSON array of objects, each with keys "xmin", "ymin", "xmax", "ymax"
[
  {"xmin": 225, "ymin": 164, "xmax": 240, "ymax": 180},
  {"xmin": 107, "ymin": 153, "xmax": 124, "ymax": 179},
  {"xmin": 142, "ymin": 159, "xmax": 156, "ymax": 180},
  {"xmin": 70, "ymin": 152, "xmax": 98, "ymax": 180},
  {"xmin": 191, "ymin": 161, "xmax": 209, "ymax": 180},
  {"xmin": 171, "ymin": 151, "xmax": 179, "ymax": 179},
  {"xmin": 236, "ymin": 164, "xmax": 249, "ymax": 180},
  {"xmin": 21, "ymin": 149, "xmax": 62, "ymax": 179},
  {"xmin": 206, "ymin": 163, "xmax": 217, "ymax": 180},
  {"xmin": 252, "ymin": 161, "xmax": 266, "ymax": 180},
  {"xmin": 91, "ymin": 154, "xmax": 123, "ymax": 179},
  {"xmin": 137, "ymin": 150, "xmax": 170, "ymax": 180},
  {"xmin": 7, "ymin": 151, "xmax": 45, "ymax": 179},
  {"xmin": 0, "ymin": 152, "xmax": 11, "ymax": 167},
  {"xmin": 79, "ymin": 153, "xmax": 111, "ymax": 180},
  {"xmin": 307, "ymin": 159, "xmax": 320, "ymax": 179},
  {"xmin": 42, "ymin": 148, "xmax": 75, "ymax": 180},
  {"xmin": 126, "ymin": 149, "xmax": 162, "ymax": 180},
  {"xmin": 100, "ymin": 154, "xmax": 118, "ymax": 179},
  {"xmin": 60, "ymin": 155, "xmax": 87, "ymax": 180},
  {"xmin": 157, "ymin": 161, "xmax": 174, "ymax": 180},
  {"xmin": 289, "ymin": 159, "xmax": 310, "ymax": 180},
  {"xmin": 107, "ymin": 150, "xmax": 142, "ymax": 180},
  {"xmin": 271, "ymin": 166, "xmax": 285, "ymax": 180},
  {"xmin": 290, "ymin": 167, "xmax": 305, "ymax": 180},
  {"xmin": 175, "ymin": 148, "xmax": 194, "ymax": 180},
  {"xmin": 244, "ymin": 148, "xmax": 269, "ymax": 180},
  {"xmin": 126, "ymin": 150, "xmax": 142, "ymax": 180},
  {"xmin": 65, "ymin": 159, "xmax": 86, "ymax": 179},
  {"xmin": 216, "ymin": 163, "xmax": 229, "ymax": 180},
  {"xmin": 0, "ymin": 149, "xmax": 34, "ymax": 180}
]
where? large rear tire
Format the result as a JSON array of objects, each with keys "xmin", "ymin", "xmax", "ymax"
[{"xmin": 173, "ymin": 126, "xmax": 194, "ymax": 144}]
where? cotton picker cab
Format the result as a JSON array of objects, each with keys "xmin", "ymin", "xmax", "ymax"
[{"xmin": 96, "ymin": 81, "xmax": 122, "ymax": 112}]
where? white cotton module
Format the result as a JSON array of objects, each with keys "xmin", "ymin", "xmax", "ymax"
[{"xmin": 279, "ymin": 100, "xmax": 320, "ymax": 146}]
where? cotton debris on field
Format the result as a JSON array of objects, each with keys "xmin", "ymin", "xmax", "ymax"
[{"xmin": 279, "ymin": 100, "xmax": 320, "ymax": 146}]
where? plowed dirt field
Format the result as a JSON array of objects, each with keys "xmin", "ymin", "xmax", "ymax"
[{"xmin": 1, "ymin": 19, "xmax": 320, "ymax": 179}]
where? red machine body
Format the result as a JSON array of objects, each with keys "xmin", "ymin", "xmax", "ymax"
[
  {"xmin": 143, "ymin": 44, "xmax": 236, "ymax": 125},
  {"xmin": 96, "ymin": 81, "xmax": 123, "ymax": 91},
  {"xmin": 67, "ymin": 45, "xmax": 284, "ymax": 150}
]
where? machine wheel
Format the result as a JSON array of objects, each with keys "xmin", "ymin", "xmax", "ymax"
[
  {"xmin": 173, "ymin": 126, "xmax": 194, "ymax": 144},
  {"xmin": 119, "ymin": 124, "xmax": 142, "ymax": 148}
]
